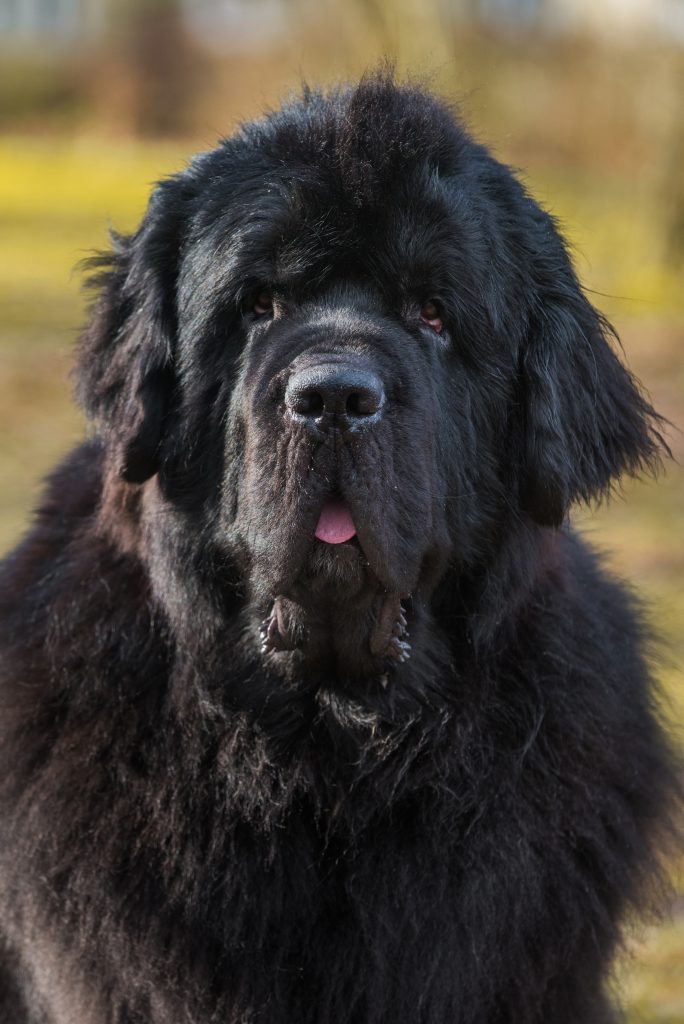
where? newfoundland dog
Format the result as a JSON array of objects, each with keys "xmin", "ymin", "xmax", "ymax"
[{"xmin": 0, "ymin": 73, "xmax": 678, "ymax": 1024}]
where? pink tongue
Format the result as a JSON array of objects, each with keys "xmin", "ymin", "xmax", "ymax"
[{"xmin": 315, "ymin": 500, "xmax": 357, "ymax": 545}]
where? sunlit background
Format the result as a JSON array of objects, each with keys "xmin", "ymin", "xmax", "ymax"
[{"xmin": 1, "ymin": 0, "xmax": 682, "ymax": 1018}]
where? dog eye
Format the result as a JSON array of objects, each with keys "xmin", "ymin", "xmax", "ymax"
[
  {"xmin": 419, "ymin": 300, "xmax": 443, "ymax": 333},
  {"xmin": 253, "ymin": 291, "xmax": 274, "ymax": 317}
]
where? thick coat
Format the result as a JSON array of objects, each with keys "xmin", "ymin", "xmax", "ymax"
[{"xmin": 0, "ymin": 73, "xmax": 678, "ymax": 1024}]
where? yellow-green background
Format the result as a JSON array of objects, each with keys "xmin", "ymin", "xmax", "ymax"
[{"xmin": 1, "ymin": 6, "xmax": 682, "ymax": 1019}]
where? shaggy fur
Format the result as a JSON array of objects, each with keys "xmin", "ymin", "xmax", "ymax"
[{"xmin": 0, "ymin": 73, "xmax": 679, "ymax": 1024}]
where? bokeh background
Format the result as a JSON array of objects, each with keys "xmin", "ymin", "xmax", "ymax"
[{"xmin": 1, "ymin": 0, "xmax": 682, "ymax": 1017}]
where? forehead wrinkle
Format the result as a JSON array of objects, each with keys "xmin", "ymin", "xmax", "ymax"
[
  {"xmin": 179, "ymin": 196, "xmax": 297, "ymax": 321},
  {"xmin": 177, "ymin": 159, "xmax": 497, "ymax": 328}
]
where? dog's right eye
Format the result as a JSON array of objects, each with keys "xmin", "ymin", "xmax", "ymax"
[
  {"xmin": 419, "ymin": 300, "xmax": 443, "ymax": 333},
  {"xmin": 253, "ymin": 291, "xmax": 274, "ymax": 317}
]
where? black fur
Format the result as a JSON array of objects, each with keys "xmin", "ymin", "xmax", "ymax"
[{"xmin": 0, "ymin": 72, "xmax": 678, "ymax": 1024}]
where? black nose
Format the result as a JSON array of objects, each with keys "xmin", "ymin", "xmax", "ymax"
[{"xmin": 285, "ymin": 364, "xmax": 385, "ymax": 428}]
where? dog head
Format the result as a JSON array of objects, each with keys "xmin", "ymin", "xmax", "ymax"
[{"xmin": 77, "ymin": 73, "xmax": 663, "ymax": 673}]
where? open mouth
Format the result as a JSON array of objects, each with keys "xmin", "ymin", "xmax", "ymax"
[
  {"xmin": 307, "ymin": 496, "xmax": 368, "ymax": 591},
  {"xmin": 314, "ymin": 497, "xmax": 357, "ymax": 546}
]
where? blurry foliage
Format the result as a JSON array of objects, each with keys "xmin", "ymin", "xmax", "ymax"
[
  {"xmin": 0, "ymin": 53, "xmax": 86, "ymax": 129},
  {"xmin": 1, "ymin": 1, "xmax": 683, "ymax": 268},
  {"xmin": 100, "ymin": 0, "xmax": 208, "ymax": 135},
  {"xmin": 0, "ymin": 3, "xmax": 682, "ymax": 1020}
]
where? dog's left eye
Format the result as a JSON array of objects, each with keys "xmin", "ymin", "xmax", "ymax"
[
  {"xmin": 419, "ymin": 300, "xmax": 443, "ymax": 333},
  {"xmin": 253, "ymin": 291, "xmax": 274, "ymax": 317}
]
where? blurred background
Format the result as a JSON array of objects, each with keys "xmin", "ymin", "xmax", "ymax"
[{"xmin": 0, "ymin": 0, "xmax": 682, "ymax": 1017}]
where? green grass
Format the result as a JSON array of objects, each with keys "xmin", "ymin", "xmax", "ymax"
[
  {"xmin": 0, "ymin": 137, "xmax": 188, "ymax": 551},
  {"xmin": 1, "ymin": 137, "xmax": 682, "ymax": 1021}
]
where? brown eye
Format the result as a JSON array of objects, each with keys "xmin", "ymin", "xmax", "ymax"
[
  {"xmin": 253, "ymin": 291, "xmax": 274, "ymax": 317},
  {"xmin": 420, "ymin": 300, "xmax": 443, "ymax": 333}
]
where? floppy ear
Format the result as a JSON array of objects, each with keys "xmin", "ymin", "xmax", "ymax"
[
  {"xmin": 76, "ymin": 179, "xmax": 185, "ymax": 483},
  {"xmin": 520, "ymin": 259, "xmax": 665, "ymax": 527}
]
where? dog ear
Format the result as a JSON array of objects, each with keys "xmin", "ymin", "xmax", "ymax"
[
  {"xmin": 520, "ymin": 252, "xmax": 665, "ymax": 527},
  {"xmin": 76, "ymin": 179, "xmax": 186, "ymax": 483}
]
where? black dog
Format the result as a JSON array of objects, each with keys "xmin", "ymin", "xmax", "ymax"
[{"xmin": 0, "ymin": 72, "xmax": 678, "ymax": 1023}]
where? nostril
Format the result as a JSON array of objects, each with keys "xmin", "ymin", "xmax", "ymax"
[
  {"xmin": 295, "ymin": 391, "xmax": 324, "ymax": 417},
  {"xmin": 346, "ymin": 392, "xmax": 361, "ymax": 416},
  {"xmin": 346, "ymin": 389, "xmax": 382, "ymax": 417}
]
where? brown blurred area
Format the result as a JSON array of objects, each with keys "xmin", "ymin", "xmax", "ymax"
[
  {"xmin": 0, "ymin": 1, "xmax": 683, "ymax": 172},
  {"xmin": 0, "ymin": 1, "xmax": 683, "ymax": 1018}
]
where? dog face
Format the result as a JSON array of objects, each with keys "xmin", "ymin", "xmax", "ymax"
[{"xmin": 77, "ymin": 75, "xmax": 661, "ymax": 671}]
